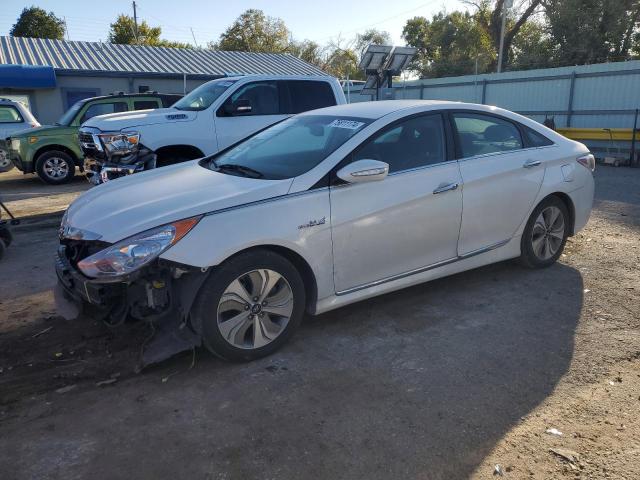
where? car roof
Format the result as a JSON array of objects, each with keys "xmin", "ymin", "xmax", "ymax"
[
  {"xmin": 77, "ymin": 92, "xmax": 181, "ymax": 103},
  {"xmin": 301, "ymin": 100, "xmax": 478, "ymax": 119}
]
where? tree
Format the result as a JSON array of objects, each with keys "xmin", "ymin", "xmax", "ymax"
[
  {"xmin": 10, "ymin": 6, "xmax": 65, "ymax": 40},
  {"xmin": 211, "ymin": 9, "xmax": 291, "ymax": 53},
  {"xmin": 354, "ymin": 28, "xmax": 391, "ymax": 57},
  {"xmin": 509, "ymin": 19, "xmax": 556, "ymax": 70},
  {"xmin": 402, "ymin": 11, "xmax": 494, "ymax": 78},
  {"xmin": 470, "ymin": 0, "xmax": 543, "ymax": 71},
  {"xmin": 543, "ymin": 0, "xmax": 640, "ymax": 65},
  {"xmin": 108, "ymin": 14, "xmax": 191, "ymax": 48},
  {"xmin": 288, "ymin": 39, "xmax": 324, "ymax": 67}
]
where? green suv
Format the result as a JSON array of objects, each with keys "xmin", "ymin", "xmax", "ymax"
[{"xmin": 7, "ymin": 92, "xmax": 181, "ymax": 184}]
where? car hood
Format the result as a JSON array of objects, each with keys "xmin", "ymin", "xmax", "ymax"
[
  {"xmin": 16, "ymin": 124, "xmax": 76, "ymax": 137},
  {"xmin": 65, "ymin": 161, "xmax": 293, "ymax": 243},
  {"xmin": 81, "ymin": 107, "xmax": 197, "ymax": 132}
]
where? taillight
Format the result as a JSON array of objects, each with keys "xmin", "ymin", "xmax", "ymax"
[{"xmin": 577, "ymin": 153, "xmax": 595, "ymax": 172}]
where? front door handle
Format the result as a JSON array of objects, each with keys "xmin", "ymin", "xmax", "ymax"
[
  {"xmin": 433, "ymin": 182, "xmax": 459, "ymax": 194},
  {"xmin": 523, "ymin": 159, "xmax": 542, "ymax": 168}
]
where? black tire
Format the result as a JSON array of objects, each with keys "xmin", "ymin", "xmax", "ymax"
[
  {"xmin": 193, "ymin": 249, "xmax": 306, "ymax": 362},
  {"xmin": 35, "ymin": 151, "xmax": 76, "ymax": 185},
  {"xmin": 519, "ymin": 196, "xmax": 570, "ymax": 269}
]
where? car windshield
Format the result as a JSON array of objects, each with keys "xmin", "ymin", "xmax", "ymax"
[
  {"xmin": 56, "ymin": 101, "xmax": 84, "ymax": 126},
  {"xmin": 209, "ymin": 115, "xmax": 372, "ymax": 180},
  {"xmin": 173, "ymin": 79, "xmax": 237, "ymax": 111}
]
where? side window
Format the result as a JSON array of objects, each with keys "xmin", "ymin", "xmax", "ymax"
[
  {"xmin": 354, "ymin": 115, "xmax": 446, "ymax": 173},
  {"xmin": 524, "ymin": 126, "xmax": 554, "ymax": 147},
  {"xmin": 453, "ymin": 113, "xmax": 523, "ymax": 158},
  {"xmin": 285, "ymin": 80, "xmax": 336, "ymax": 114},
  {"xmin": 80, "ymin": 102, "xmax": 128, "ymax": 123},
  {"xmin": 224, "ymin": 81, "xmax": 279, "ymax": 115},
  {"xmin": 133, "ymin": 100, "xmax": 161, "ymax": 110},
  {"xmin": 0, "ymin": 106, "xmax": 23, "ymax": 123}
]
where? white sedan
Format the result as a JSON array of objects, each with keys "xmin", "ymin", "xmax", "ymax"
[{"xmin": 56, "ymin": 100, "xmax": 595, "ymax": 363}]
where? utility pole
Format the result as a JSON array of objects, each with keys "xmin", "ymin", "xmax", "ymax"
[
  {"xmin": 132, "ymin": 1, "xmax": 139, "ymax": 43},
  {"xmin": 497, "ymin": 0, "xmax": 513, "ymax": 73}
]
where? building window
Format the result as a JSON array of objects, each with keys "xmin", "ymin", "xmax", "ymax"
[{"xmin": 62, "ymin": 88, "xmax": 100, "ymax": 110}]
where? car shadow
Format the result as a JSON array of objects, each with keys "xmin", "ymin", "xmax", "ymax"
[{"xmin": 0, "ymin": 260, "xmax": 583, "ymax": 480}]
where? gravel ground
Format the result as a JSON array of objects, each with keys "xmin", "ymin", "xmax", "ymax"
[{"xmin": 0, "ymin": 165, "xmax": 638, "ymax": 479}]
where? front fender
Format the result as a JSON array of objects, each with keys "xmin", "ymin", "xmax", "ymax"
[{"xmin": 161, "ymin": 188, "xmax": 335, "ymax": 302}]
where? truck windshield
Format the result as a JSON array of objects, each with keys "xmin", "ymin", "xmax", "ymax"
[
  {"xmin": 56, "ymin": 101, "xmax": 84, "ymax": 126},
  {"xmin": 173, "ymin": 79, "xmax": 237, "ymax": 111},
  {"xmin": 209, "ymin": 115, "xmax": 372, "ymax": 180}
]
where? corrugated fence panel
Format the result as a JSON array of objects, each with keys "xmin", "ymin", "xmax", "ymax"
[{"xmin": 344, "ymin": 60, "xmax": 640, "ymax": 129}]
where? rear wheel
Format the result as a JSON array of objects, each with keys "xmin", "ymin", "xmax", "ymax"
[
  {"xmin": 519, "ymin": 196, "xmax": 569, "ymax": 269},
  {"xmin": 193, "ymin": 249, "xmax": 306, "ymax": 362},
  {"xmin": 0, "ymin": 150, "xmax": 13, "ymax": 172},
  {"xmin": 36, "ymin": 151, "xmax": 75, "ymax": 184}
]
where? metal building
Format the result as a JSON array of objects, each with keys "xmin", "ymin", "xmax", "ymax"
[{"xmin": 0, "ymin": 36, "xmax": 326, "ymax": 124}]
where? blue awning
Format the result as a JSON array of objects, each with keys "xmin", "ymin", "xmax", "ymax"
[{"xmin": 0, "ymin": 64, "xmax": 56, "ymax": 88}]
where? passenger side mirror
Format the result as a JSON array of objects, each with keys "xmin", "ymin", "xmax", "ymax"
[
  {"xmin": 336, "ymin": 159, "xmax": 389, "ymax": 184},
  {"xmin": 224, "ymin": 98, "xmax": 252, "ymax": 116}
]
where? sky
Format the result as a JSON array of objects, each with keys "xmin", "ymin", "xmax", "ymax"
[{"xmin": 0, "ymin": 0, "xmax": 468, "ymax": 47}]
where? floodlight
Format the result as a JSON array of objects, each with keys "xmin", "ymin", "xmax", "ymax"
[
  {"xmin": 359, "ymin": 45, "xmax": 393, "ymax": 72},
  {"xmin": 384, "ymin": 47, "xmax": 417, "ymax": 75}
]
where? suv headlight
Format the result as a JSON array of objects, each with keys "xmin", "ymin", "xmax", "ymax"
[
  {"xmin": 77, "ymin": 216, "xmax": 200, "ymax": 279},
  {"xmin": 10, "ymin": 138, "xmax": 21, "ymax": 150},
  {"xmin": 97, "ymin": 131, "xmax": 140, "ymax": 156}
]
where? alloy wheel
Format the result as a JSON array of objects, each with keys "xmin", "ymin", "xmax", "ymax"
[
  {"xmin": 531, "ymin": 205, "xmax": 565, "ymax": 260},
  {"xmin": 216, "ymin": 269, "xmax": 294, "ymax": 350},
  {"xmin": 43, "ymin": 157, "xmax": 69, "ymax": 179},
  {"xmin": 0, "ymin": 150, "xmax": 10, "ymax": 168}
]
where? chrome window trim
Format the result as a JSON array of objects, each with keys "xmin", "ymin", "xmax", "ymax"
[
  {"xmin": 456, "ymin": 145, "xmax": 553, "ymax": 163},
  {"xmin": 335, "ymin": 239, "xmax": 510, "ymax": 296},
  {"xmin": 387, "ymin": 158, "xmax": 458, "ymax": 177}
]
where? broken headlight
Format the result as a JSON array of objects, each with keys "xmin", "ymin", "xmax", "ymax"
[
  {"xmin": 97, "ymin": 131, "xmax": 140, "ymax": 156},
  {"xmin": 77, "ymin": 217, "xmax": 200, "ymax": 279}
]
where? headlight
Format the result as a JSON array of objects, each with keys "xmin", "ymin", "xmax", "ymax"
[
  {"xmin": 10, "ymin": 138, "xmax": 21, "ymax": 150},
  {"xmin": 97, "ymin": 131, "xmax": 140, "ymax": 156},
  {"xmin": 77, "ymin": 216, "xmax": 200, "ymax": 279}
]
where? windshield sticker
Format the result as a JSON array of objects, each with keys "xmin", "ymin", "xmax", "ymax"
[{"xmin": 328, "ymin": 119, "xmax": 365, "ymax": 130}]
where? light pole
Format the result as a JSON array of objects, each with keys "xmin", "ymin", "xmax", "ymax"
[{"xmin": 497, "ymin": 0, "xmax": 513, "ymax": 73}]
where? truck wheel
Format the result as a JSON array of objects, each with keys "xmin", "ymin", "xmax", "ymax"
[{"xmin": 36, "ymin": 151, "xmax": 75, "ymax": 184}]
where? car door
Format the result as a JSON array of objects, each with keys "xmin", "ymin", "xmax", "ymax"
[
  {"xmin": 452, "ymin": 111, "xmax": 545, "ymax": 255},
  {"xmin": 214, "ymin": 80, "xmax": 289, "ymax": 151},
  {"xmin": 0, "ymin": 104, "xmax": 25, "ymax": 138},
  {"xmin": 330, "ymin": 113, "xmax": 463, "ymax": 293}
]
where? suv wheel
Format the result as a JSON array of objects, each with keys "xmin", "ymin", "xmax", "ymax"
[
  {"xmin": 36, "ymin": 151, "xmax": 75, "ymax": 184},
  {"xmin": 0, "ymin": 150, "xmax": 13, "ymax": 172},
  {"xmin": 193, "ymin": 249, "xmax": 306, "ymax": 362}
]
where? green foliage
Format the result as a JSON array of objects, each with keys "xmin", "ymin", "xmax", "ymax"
[
  {"xmin": 108, "ymin": 14, "xmax": 191, "ymax": 48},
  {"xmin": 545, "ymin": 0, "xmax": 640, "ymax": 65},
  {"xmin": 211, "ymin": 9, "xmax": 290, "ymax": 53},
  {"xmin": 10, "ymin": 6, "xmax": 65, "ymax": 40}
]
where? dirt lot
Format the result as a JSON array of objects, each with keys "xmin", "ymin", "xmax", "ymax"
[{"xmin": 0, "ymin": 166, "xmax": 638, "ymax": 480}]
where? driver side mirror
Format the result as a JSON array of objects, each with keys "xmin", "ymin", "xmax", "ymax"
[
  {"xmin": 336, "ymin": 159, "xmax": 389, "ymax": 184},
  {"xmin": 224, "ymin": 98, "xmax": 252, "ymax": 116}
]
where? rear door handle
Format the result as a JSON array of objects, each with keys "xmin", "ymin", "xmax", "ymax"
[
  {"xmin": 433, "ymin": 182, "xmax": 459, "ymax": 194},
  {"xmin": 523, "ymin": 159, "xmax": 542, "ymax": 168}
]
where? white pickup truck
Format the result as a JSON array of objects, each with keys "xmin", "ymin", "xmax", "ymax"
[{"xmin": 79, "ymin": 75, "xmax": 346, "ymax": 183}]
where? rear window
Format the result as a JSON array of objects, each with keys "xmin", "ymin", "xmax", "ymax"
[
  {"xmin": 81, "ymin": 102, "xmax": 128, "ymax": 123},
  {"xmin": 134, "ymin": 100, "xmax": 160, "ymax": 110},
  {"xmin": 0, "ymin": 106, "xmax": 23, "ymax": 123},
  {"xmin": 284, "ymin": 81, "xmax": 336, "ymax": 114},
  {"xmin": 524, "ymin": 126, "xmax": 554, "ymax": 147}
]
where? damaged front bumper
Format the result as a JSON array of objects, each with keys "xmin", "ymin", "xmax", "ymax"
[{"xmin": 55, "ymin": 245, "xmax": 209, "ymax": 368}]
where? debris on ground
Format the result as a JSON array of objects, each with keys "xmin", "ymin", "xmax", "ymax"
[
  {"xmin": 95, "ymin": 378, "xmax": 117, "ymax": 387},
  {"xmin": 55, "ymin": 384, "xmax": 76, "ymax": 394},
  {"xmin": 550, "ymin": 447, "xmax": 580, "ymax": 465},
  {"xmin": 493, "ymin": 464, "xmax": 504, "ymax": 476},
  {"xmin": 31, "ymin": 326, "xmax": 52, "ymax": 338},
  {"xmin": 545, "ymin": 427, "xmax": 563, "ymax": 436}
]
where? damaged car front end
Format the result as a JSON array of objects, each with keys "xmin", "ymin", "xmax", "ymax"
[
  {"xmin": 79, "ymin": 127, "xmax": 156, "ymax": 185},
  {"xmin": 55, "ymin": 213, "xmax": 209, "ymax": 368}
]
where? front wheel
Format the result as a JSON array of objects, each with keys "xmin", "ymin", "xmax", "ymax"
[
  {"xmin": 519, "ymin": 196, "xmax": 569, "ymax": 268},
  {"xmin": 0, "ymin": 150, "xmax": 13, "ymax": 172},
  {"xmin": 193, "ymin": 249, "xmax": 306, "ymax": 362},
  {"xmin": 36, "ymin": 151, "xmax": 75, "ymax": 184}
]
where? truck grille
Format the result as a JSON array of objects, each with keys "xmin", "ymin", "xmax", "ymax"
[{"xmin": 78, "ymin": 132, "xmax": 96, "ymax": 148}]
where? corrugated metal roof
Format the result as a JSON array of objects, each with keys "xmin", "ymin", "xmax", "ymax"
[{"xmin": 0, "ymin": 36, "xmax": 327, "ymax": 77}]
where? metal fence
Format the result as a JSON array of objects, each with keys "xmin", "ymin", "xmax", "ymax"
[{"xmin": 344, "ymin": 60, "xmax": 640, "ymax": 130}]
